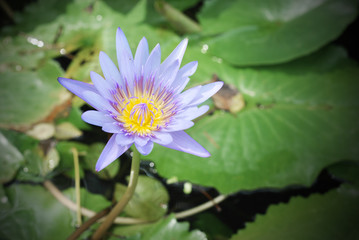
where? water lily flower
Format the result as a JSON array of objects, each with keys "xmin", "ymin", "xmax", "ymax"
[{"xmin": 58, "ymin": 27, "xmax": 223, "ymax": 171}]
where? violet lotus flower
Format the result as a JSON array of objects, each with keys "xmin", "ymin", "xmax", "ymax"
[{"xmin": 58, "ymin": 28, "xmax": 223, "ymax": 171}]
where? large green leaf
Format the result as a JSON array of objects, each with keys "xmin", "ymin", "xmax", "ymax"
[
  {"xmin": 0, "ymin": 61, "xmax": 68, "ymax": 129},
  {"xmin": 198, "ymin": 0, "xmax": 358, "ymax": 66},
  {"xmin": 230, "ymin": 185, "xmax": 359, "ymax": 240},
  {"xmin": 0, "ymin": 184, "xmax": 74, "ymax": 240},
  {"xmin": 113, "ymin": 215, "xmax": 207, "ymax": 240},
  {"xmin": 114, "ymin": 175, "xmax": 169, "ymax": 221},
  {"xmin": 148, "ymin": 46, "xmax": 359, "ymax": 194},
  {"xmin": 0, "ymin": 132, "xmax": 24, "ymax": 183}
]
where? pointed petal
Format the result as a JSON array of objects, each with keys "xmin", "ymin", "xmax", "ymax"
[
  {"xmin": 135, "ymin": 140, "xmax": 154, "ymax": 155},
  {"xmin": 144, "ymin": 44, "xmax": 161, "ymax": 82},
  {"xmin": 172, "ymin": 61, "xmax": 198, "ymax": 93},
  {"xmin": 162, "ymin": 120, "xmax": 194, "ymax": 132},
  {"xmin": 90, "ymin": 71, "xmax": 114, "ymax": 101},
  {"xmin": 99, "ymin": 51, "xmax": 122, "ymax": 87},
  {"xmin": 116, "ymin": 28, "xmax": 135, "ymax": 89},
  {"xmin": 96, "ymin": 134, "xmax": 130, "ymax": 171},
  {"xmin": 161, "ymin": 38, "xmax": 188, "ymax": 71},
  {"xmin": 81, "ymin": 110, "xmax": 114, "ymax": 127},
  {"xmin": 58, "ymin": 77, "xmax": 98, "ymax": 101},
  {"xmin": 160, "ymin": 131, "xmax": 210, "ymax": 157},
  {"xmin": 158, "ymin": 60, "xmax": 180, "ymax": 88},
  {"xmin": 176, "ymin": 105, "xmax": 209, "ymax": 120},
  {"xmin": 177, "ymin": 85, "xmax": 202, "ymax": 107},
  {"xmin": 134, "ymin": 37, "xmax": 149, "ymax": 76},
  {"xmin": 151, "ymin": 132, "xmax": 173, "ymax": 145},
  {"xmin": 116, "ymin": 133, "xmax": 135, "ymax": 146},
  {"xmin": 189, "ymin": 81, "xmax": 223, "ymax": 106},
  {"xmin": 116, "ymin": 27, "xmax": 133, "ymax": 68},
  {"xmin": 83, "ymin": 91, "xmax": 117, "ymax": 113}
]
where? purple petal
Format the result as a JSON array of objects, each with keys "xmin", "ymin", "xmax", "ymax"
[
  {"xmin": 134, "ymin": 136, "xmax": 149, "ymax": 146},
  {"xmin": 162, "ymin": 120, "xmax": 194, "ymax": 132},
  {"xmin": 119, "ymin": 49, "xmax": 135, "ymax": 91},
  {"xmin": 96, "ymin": 134, "xmax": 130, "ymax": 171},
  {"xmin": 160, "ymin": 131, "xmax": 210, "ymax": 157},
  {"xmin": 90, "ymin": 71, "xmax": 114, "ymax": 101},
  {"xmin": 176, "ymin": 105, "xmax": 209, "ymax": 120},
  {"xmin": 177, "ymin": 85, "xmax": 202, "ymax": 107},
  {"xmin": 144, "ymin": 44, "xmax": 161, "ymax": 82},
  {"xmin": 158, "ymin": 60, "xmax": 180, "ymax": 88},
  {"xmin": 151, "ymin": 132, "xmax": 173, "ymax": 145},
  {"xmin": 161, "ymin": 38, "xmax": 188, "ymax": 71},
  {"xmin": 172, "ymin": 61, "xmax": 198, "ymax": 93},
  {"xmin": 134, "ymin": 37, "xmax": 149, "ymax": 76},
  {"xmin": 116, "ymin": 133, "xmax": 135, "ymax": 146},
  {"xmin": 188, "ymin": 82, "xmax": 224, "ymax": 107},
  {"xmin": 102, "ymin": 122, "xmax": 122, "ymax": 133},
  {"xmin": 83, "ymin": 91, "xmax": 117, "ymax": 113},
  {"xmin": 135, "ymin": 140, "xmax": 154, "ymax": 155},
  {"xmin": 116, "ymin": 27, "xmax": 133, "ymax": 68},
  {"xmin": 81, "ymin": 110, "xmax": 114, "ymax": 127},
  {"xmin": 58, "ymin": 77, "xmax": 98, "ymax": 101},
  {"xmin": 99, "ymin": 51, "xmax": 122, "ymax": 87}
]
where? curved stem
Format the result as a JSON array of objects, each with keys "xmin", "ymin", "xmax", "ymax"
[
  {"xmin": 91, "ymin": 148, "xmax": 141, "ymax": 240},
  {"xmin": 174, "ymin": 194, "xmax": 227, "ymax": 219}
]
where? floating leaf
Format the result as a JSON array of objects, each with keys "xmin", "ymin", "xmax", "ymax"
[
  {"xmin": 0, "ymin": 184, "xmax": 74, "ymax": 240},
  {"xmin": 198, "ymin": 0, "xmax": 358, "ymax": 65},
  {"xmin": 114, "ymin": 176, "xmax": 169, "ymax": 221},
  {"xmin": 113, "ymin": 214, "xmax": 207, "ymax": 240},
  {"xmin": 0, "ymin": 61, "xmax": 69, "ymax": 130},
  {"xmin": 148, "ymin": 46, "xmax": 359, "ymax": 194},
  {"xmin": 0, "ymin": 132, "xmax": 24, "ymax": 183},
  {"xmin": 230, "ymin": 185, "xmax": 359, "ymax": 240}
]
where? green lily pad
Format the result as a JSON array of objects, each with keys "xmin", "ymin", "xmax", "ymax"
[
  {"xmin": 0, "ymin": 60, "xmax": 68, "ymax": 130},
  {"xmin": 0, "ymin": 132, "xmax": 24, "ymax": 183},
  {"xmin": 114, "ymin": 175, "xmax": 169, "ymax": 221},
  {"xmin": 148, "ymin": 46, "xmax": 359, "ymax": 194},
  {"xmin": 230, "ymin": 185, "xmax": 359, "ymax": 240},
  {"xmin": 0, "ymin": 184, "xmax": 74, "ymax": 240},
  {"xmin": 198, "ymin": 0, "xmax": 358, "ymax": 66},
  {"xmin": 113, "ymin": 214, "xmax": 207, "ymax": 240}
]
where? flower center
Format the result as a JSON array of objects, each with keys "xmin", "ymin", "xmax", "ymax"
[{"xmin": 112, "ymin": 78, "xmax": 177, "ymax": 136}]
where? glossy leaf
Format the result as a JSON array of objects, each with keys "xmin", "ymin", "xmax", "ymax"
[
  {"xmin": 198, "ymin": 0, "xmax": 358, "ymax": 65},
  {"xmin": 230, "ymin": 185, "xmax": 359, "ymax": 240},
  {"xmin": 148, "ymin": 46, "xmax": 359, "ymax": 194}
]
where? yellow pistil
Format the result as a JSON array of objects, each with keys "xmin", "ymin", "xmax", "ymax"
[{"xmin": 116, "ymin": 96, "xmax": 164, "ymax": 136}]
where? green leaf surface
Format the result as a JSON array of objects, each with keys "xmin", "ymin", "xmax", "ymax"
[
  {"xmin": 0, "ymin": 132, "xmax": 24, "ymax": 183},
  {"xmin": 113, "ymin": 214, "xmax": 207, "ymax": 240},
  {"xmin": 0, "ymin": 184, "xmax": 74, "ymax": 240},
  {"xmin": 63, "ymin": 187, "xmax": 111, "ymax": 212},
  {"xmin": 0, "ymin": 61, "xmax": 68, "ymax": 129},
  {"xmin": 114, "ymin": 175, "xmax": 169, "ymax": 221},
  {"xmin": 192, "ymin": 213, "xmax": 233, "ymax": 240},
  {"xmin": 198, "ymin": 0, "xmax": 358, "ymax": 65},
  {"xmin": 328, "ymin": 161, "xmax": 359, "ymax": 187},
  {"xmin": 148, "ymin": 46, "xmax": 359, "ymax": 194},
  {"xmin": 230, "ymin": 185, "xmax": 359, "ymax": 240}
]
